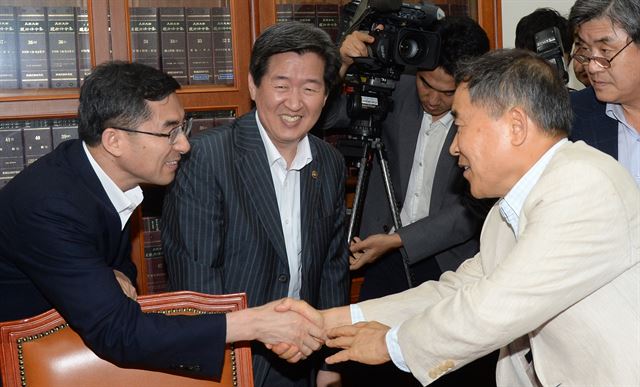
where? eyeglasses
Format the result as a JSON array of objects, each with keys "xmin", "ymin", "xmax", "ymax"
[
  {"xmin": 572, "ymin": 40, "xmax": 634, "ymax": 69},
  {"xmin": 111, "ymin": 118, "xmax": 192, "ymax": 145}
]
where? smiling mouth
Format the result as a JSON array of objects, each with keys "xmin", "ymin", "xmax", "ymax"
[{"xmin": 281, "ymin": 114, "xmax": 302, "ymax": 123}]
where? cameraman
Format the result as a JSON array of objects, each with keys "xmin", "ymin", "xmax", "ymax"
[{"xmin": 324, "ymin": 15, "xmax": 494, "ymax": 386}]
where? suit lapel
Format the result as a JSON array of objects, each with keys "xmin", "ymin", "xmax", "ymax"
[
  {"xmin": 300, "ymin": 140, "xmax": 321, "ymax": 281},
  {"xmin": 234, "ymin": 112, "xmax": 288, "ymax": 262},
  {"xmin": 429, "ymin": 123, "xmax": 458, "ymax": 212},
  {"xmin": 394, "ymin": 88, "xmax": 425, "ymax": 204}
]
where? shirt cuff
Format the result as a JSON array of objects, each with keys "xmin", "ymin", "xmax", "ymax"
[
  {"xmin": 387, "ymin": 326, "xmax": 410, "ymax": 372},
  {"xmin": 350, "ymin": 304, "xmax": 365, "ymax": 323}
]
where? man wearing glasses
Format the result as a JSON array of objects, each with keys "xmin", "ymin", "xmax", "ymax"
[
  {"xmin": 0, "ymin": 61, "xmax": 328, "ymax": 381},
  {"xmin": 569, "ymin": 0, "xmax": 640, "ymax": 187}
]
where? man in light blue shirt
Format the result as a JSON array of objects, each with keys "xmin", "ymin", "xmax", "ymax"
[{"xmin": 569, "ymin": 0, "xmax": 640, "ymax": 186}]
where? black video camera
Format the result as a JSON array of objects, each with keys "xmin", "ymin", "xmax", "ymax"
[
  {"xmin": 341, "ymin": 0, "xmax": 443, "ymax": 136},
  {"xmin": 534, "ymin": 26, "xmax": 569, "ymax": 84}
]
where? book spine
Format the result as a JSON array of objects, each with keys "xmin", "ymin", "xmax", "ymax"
[
  {"xmin": 292, "ymin": 3, "xmax": 317, "ymax": 26},
  {"xmin": 47, "ymin": 6, "xmax": 78, "ymax": 88},
  {"xmin": 0, "ymin": 120, "xmax": 24, "ymax": 188},
  {"xmin": 211, "ymin": 2, "xmax": 233, "ymax": 85},
  {"xmin": 129, "ymin": 7, "xmax": 160, "ymax": 69},
  {"xmin": 187, "ymin": 111, "xmax": 216, "ymax": 136},
  {"xmin": 316, "ymin": 3, "xmax": 341, "ymax": 43},
  {"xmin": 17, "ymin": 6, "xmax": 49, "ymax": 88},
  {"xmin": 75, "ymin": 7, "xmax": 91, "ymax": 82},
  {"xmin": 276, "ymin": 4, "xmax": 294, "ymax": 24},
  {"xmin": 22, "ymin": 119, "xmax": 52, "ymax": 165},
  {"xmin": 0, "ymin": 6, "xmax": 19, "ymax": 89},
  {"xmin": 142, "ymin": 216, "xmax": 168, "ymax": 294},
  {"xmin": 51, "ymin": 118, "xmax": 79, "ymax": 148},
  {"xmin": 186, "ymin": 7, "xmax": 213, "ymax": 84},
  {"xmin": 213, "ymin": 109, "xmax": 235, "ymax": 128},
  {"xmin": 159, "ymin": 7, "xmax": 188, "ymax": 85}
]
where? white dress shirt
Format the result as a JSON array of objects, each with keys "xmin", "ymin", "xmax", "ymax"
[
  {"xmin": 399, "ymin": 111, "xmax": 453, "ymax": 227},
  {"xmin": 82, "ymin": 142, "xmax": 143, "ymax": 230},
  {"xmin": 256, "ymin": 112, "xmax": 312, "ymax": 298}
]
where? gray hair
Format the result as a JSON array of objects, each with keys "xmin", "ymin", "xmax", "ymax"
[
  {"xmin": 570, "ymin": 0, "xmax": 640, "ymax": 42},
  {"xmin": 455, "ymin": 49, "xmax": 572, "ymax": 137}
]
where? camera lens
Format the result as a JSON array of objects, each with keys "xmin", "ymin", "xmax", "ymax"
[{"xmin": 398, "ymin": 38, "xmax": 422, "ymax": 60}]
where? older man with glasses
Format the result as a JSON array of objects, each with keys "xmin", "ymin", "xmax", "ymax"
[{"xmin": 569, "ymin": 0, "xmax": 640, "ymax": 187}]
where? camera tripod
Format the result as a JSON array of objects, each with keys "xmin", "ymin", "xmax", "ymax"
[{"xmin": 347, "ymin": 118, "xmax": 415, "ymax": 288}]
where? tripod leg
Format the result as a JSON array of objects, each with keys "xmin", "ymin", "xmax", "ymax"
[
  {"xmin": 374, "ymin": 141, "xmax": 415, "ymax": 288},
  {"xmin": 347, "ymin": 141, "xmax": 374, "ymax": 244}
]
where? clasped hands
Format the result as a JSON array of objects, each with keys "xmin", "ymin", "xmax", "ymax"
[{"xmin": 265, "ymin": 299, "xmax": 392, "ymax": 366}]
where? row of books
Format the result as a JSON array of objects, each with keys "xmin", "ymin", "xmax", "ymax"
[
  {"xmin": 0, "ymin": 4, "xmax": 235, "ymax": 90},
  {"xmin": 0, "ymin": 6, "xmax": 91, "ymax": 89},
  {"xmin": 0, "ymin": 110, "xmax": 236, "ymax": 189},
  {"xmin": 0, "ymin": 119, "xmax": 79, "ymax": 188},
  {"xmin": 276, "ymin": 3, "xmax": 342, "ymax": 43},
  {"xmin": 130, "ymin": 5, "xmax": 234, "ymax": 86}
]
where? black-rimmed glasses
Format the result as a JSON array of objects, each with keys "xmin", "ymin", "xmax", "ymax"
[
  {"xmin": 111, "ymin": 118, "xmax": 192, "ymax": 145},
  {"xmin": 572, "ymin": 40, "xmax": 634, "ymax": 69}
]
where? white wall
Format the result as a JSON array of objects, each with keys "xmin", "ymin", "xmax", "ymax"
[{"xmin": 501, "ymin": 0, "xmax": 584, "ymax": 90}]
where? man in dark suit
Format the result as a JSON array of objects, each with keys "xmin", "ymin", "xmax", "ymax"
[
  {"xmin": 0, "ymin": 61, "xmax": 326, "ymax": 382},
  {"xmin": 323, "ymin": 16, "xmax": 495, "ymax": 387},
  {"xmin": 569, "ymin": 0, "xmax": 640, "ymax": 186},
  {"xmin": 161, "ymin": 22, "xmax": 349, "ymax": 387}
]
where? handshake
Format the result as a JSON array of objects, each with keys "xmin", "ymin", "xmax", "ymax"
[{"xmin": 226, "ymin": 298, "xmax": 392, "ymax": 366}]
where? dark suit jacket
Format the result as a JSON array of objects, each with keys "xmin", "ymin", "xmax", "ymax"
[
  {"xmin": 162, "ymin": 111, "xmax": 350, "ymax": 387},
  {"xmin": 570, "ymin": 87, "xmax": 618, "ymax": 159},
  {"xmin": 0, "ymin": 140, "xmax": 226, "ymax": 379},
  {"xmin": 325, "ymin": 74, "xmax": 487, "ymax": 286}
]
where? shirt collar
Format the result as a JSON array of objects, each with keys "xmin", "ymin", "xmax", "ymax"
[
  {"xmin": 606, "ymin": 103, "xmax": 639, "ymax": 136},
  {"xmin": 82, "ymin": 142, "xmax": 144, "ymax": 229},
  {"xmin": 255, "ymin": 111, "xmax": 313, "ymax": 171},
  {"xmin": 499, "ymin": 138, "xmax": 568, "ymax": 236},
  {"xmin": 423, "ymin": 111, "xmax": 454, "ymax": 135}
]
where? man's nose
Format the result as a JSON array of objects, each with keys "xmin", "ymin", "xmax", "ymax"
[{"xmin": 449, "ymin": 131, "xmax": 460, "ymax": 156}]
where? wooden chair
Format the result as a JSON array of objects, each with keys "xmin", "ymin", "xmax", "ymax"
[{"xmin": 0, "ymin": 291, "xmax": 253, "ymax": 387}]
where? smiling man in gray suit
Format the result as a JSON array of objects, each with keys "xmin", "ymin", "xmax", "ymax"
[{"xmin": 161, "ymin": 22, "xmax": 349, "ymax": 387}]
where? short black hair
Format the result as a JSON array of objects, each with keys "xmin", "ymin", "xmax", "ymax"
[
  {"xmin": 515, "ymin": 8, "xmax": 573, "ymax": 54},
  {"xmin": 249, "ymin": 21, "xmax": 341, "ymax": 94},
  {"xmin": 78, "ymin": 61, "xmax": 180, "ymax": 145},
  {"xmin": 426, "ymin": 16, "xmax": 490, "ymax": 76}
]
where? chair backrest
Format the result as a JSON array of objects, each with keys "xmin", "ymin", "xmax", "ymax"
[{"xmin": 0, "ymin": 291, "xmax": 253, "ymax": 387}]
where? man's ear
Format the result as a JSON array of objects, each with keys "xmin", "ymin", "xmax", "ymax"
[
  {"xmin": 248, "ymin": 73, "xmax": 257, "ymax": 101},
  {"xmin": 508, "ymin": 107, "xmax": 528, "ymax": 147},
  {"xmin": 101, "ymin": 127, "xmax": 124, "ymax": 157}
]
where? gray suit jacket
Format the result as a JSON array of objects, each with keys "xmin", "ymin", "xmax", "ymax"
[
  {"xmin": 162, "ymin": 111, "xmax": 349, "ymax": 386},
  {"xmin": 325, "ymin": 74, "xmax": 487, "ymax": 276}
]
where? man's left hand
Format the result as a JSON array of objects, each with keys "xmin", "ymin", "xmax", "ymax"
[
  {"xmin": 325, "ymin": 321, "xmax": 392, "ymax": 365},
  {"xmin": 349, "ymin": 234, "xmax": 402, "ymax": 270}
]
